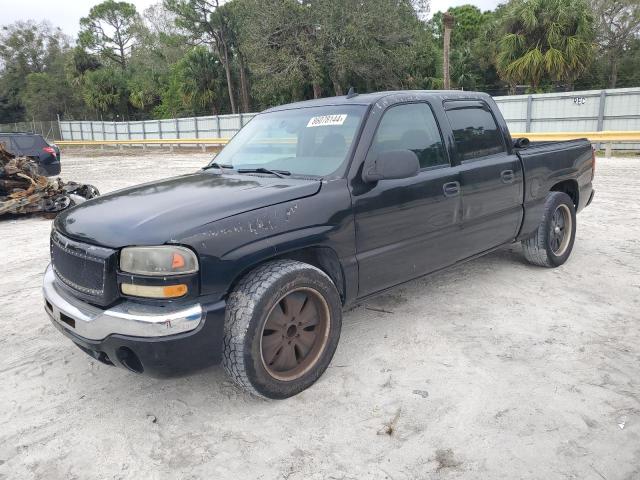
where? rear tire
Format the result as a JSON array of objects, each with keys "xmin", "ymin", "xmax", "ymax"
[
  {"xmin": 222, "ymin": 260, "xmax": 342, "ymax": 399},
  {"xmin": 522, "ymin": 192, "xmax": 576, "ymax": 267}
]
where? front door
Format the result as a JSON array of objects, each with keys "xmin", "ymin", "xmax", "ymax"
[{"xmin": 351, "ymin": 102, "xmax": 462, "ymax": 298}]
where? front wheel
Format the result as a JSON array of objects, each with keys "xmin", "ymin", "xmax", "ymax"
[
  {"xmin": 522, "ymin": 191, "xmax": 577, "ymax": 267},
  {"xmin": 222, "ymin": 260, "xmax": 342, "ymax": 399}
]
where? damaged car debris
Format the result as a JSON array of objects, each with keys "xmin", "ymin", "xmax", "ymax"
[{"xmin": 0, "ymin": 144, "xmax": 99, "ymax": 216}]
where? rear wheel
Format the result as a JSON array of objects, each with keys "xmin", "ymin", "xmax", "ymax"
[
  {"xmin": 522, "ymin": 191, "xmax": 576, "ymax": 267},
  {"xmin": 222, "ymin": 260, "xmax": 342, "ymax": 399}
]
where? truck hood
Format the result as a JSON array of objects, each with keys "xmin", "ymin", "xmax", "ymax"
[{"xmin": 55, "ymin": 172, "xmax": 322, "ymax": 248}]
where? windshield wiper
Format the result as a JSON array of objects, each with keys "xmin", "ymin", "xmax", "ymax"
[
  {"xmin": 237, "ymin": 167, "xmax": 291, "ymax": 178},
  {"xmin": 202, "ymin": 162, "xmax": 233, "ymax": 172}
]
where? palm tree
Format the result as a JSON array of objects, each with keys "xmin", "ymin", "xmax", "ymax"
[
  {"xmin": 442, "ymin": 12, "xmax": 455, "ymax": 89},
  {"xmin": 496, "ymin": 0, "xmax": 595, "ymax": 91},
  {"xmin": 178, "ymin": 47, "xmax": 222, "ymax": 115}
]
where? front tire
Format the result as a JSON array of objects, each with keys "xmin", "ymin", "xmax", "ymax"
[
  {"xmin": 522, "ymin": 191, "xmax": 576, "ymax": 267},
  {"xmin": 222, "ymin": 260, "xmax": 342, "ymax": 399}
]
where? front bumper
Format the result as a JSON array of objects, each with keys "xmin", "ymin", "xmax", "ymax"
[
  {"xmin": 586, "ymin": 189, "xmax": 595, "ymax": 207},
  {"xmin": 43, "ymin": 264, "xmax": 226, "ymax": 376}
]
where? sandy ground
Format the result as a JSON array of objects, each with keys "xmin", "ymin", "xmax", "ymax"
[{"xmin": 0, "ymin": 150, "xmax": 639, "ymax": 480}]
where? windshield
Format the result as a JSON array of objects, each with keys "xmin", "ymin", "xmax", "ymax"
[{"xmin": 213, "ymin": 105, "xmax": 367, "ymax": 177}]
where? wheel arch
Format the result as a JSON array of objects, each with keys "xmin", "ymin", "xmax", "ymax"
[
  {"xmin": 226, "ymin": 245, "xmax": 347, "ymax": 305},
  {"xmin": 550, "ymin": 179, "xmax": 579, "ymax": 208}
]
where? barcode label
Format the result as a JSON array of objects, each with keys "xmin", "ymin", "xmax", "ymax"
[{"xmin": 306, "ymin": 114, "xmax": 347, "ymax": 128}]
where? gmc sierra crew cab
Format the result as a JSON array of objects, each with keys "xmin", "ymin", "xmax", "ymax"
[{"xmin": 43, "ymin": 90, "xmax": 595, "ymax": 399}]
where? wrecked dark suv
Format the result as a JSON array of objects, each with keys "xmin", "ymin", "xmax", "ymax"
[
  {"xmin": 44, "ymin": 90, "xmax": 595, "ymax": 399},
  {"xmin": 0, "ymin": 133, "xmax": 61, "ymax": 176}
]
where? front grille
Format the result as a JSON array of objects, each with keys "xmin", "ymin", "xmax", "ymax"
[{"xmin": 50, "ymin": 231, "xmax": 118, "ymax": 306}]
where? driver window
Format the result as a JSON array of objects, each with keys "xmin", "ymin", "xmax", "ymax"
[{"xmin": 371, "ymin": 103, "xmax": 448, "ymax": 169}]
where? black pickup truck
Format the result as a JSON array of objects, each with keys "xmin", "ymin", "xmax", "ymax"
[{"xmin": 43, "ymin": 90, "xmax": 595, "ymax": 399}]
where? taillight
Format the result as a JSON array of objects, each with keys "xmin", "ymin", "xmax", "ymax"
[
  {"xmin": 591, "ymin": 147, "xmax": 596, "ymax": 180},
  {"xmin": 43, "ymin": 146, "xmax": 56, "ymax": 157}
]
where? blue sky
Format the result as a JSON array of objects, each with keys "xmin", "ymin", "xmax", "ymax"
[
  {"xmin": 431, "ymin": 0, "xmax": 501, "ymax": 15},
  {"xmin": 4, "ymin": 0, "xmax": 502, "ymax": 39}
]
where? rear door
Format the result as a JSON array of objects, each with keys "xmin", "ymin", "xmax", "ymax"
[
  {"xmin": 351, "ymin": 102, "xmax": 462, "ymax": 297},
  {"xmin": 443, "ymin": 101, "xmax": 524, "ymax": 258}
]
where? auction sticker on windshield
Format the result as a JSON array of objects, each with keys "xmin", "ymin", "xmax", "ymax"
[{"xmin": 307, "ymin": 114, "xmax": 347, "ymax": 128}]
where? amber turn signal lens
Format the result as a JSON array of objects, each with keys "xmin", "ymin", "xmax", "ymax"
[
  {"xmin": 163, "ymin": 284, "xmax": 188, "ymax": 297},
  {"xmin": 121, "ymin": 283, "xmax": 188, "ymax": 299}
]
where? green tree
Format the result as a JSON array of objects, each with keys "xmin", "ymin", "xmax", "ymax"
[
  {"xmin": 591, "ymin": 0, "xmax": 640, "ymax": 87},
  {"xmin": 223, "ymin": 1, "xmax": 252, "ymax": 112},
  {"xmin": 82, "ymin": 67, "xmax": 130, "ymax": 118},
  {"xmin": 235, "ymin": 0, "xmax": 425, "ymax": 107},
  {"xmin": 232, "ymin": 0, "xmax": 322, "ymax": 104},
  {"xmin": 317, "ymin": 0, "xmax": 420, "ymax": 95},
  {"xmin": 177, "ymin": 46, "xmax": 224, "ymax": 114},
  {"xmin": 79, "ymin": 0, "xmax": 142, "ymax": 70},
  {"xmin": 128, "ymin": 73, "xmax": 161, "ymax": 113},
  {"xmin": 405, "ymin": 26, "xmax": 442, "ymax": 89},
  {"xmin": 165, "ymin": 0, "xmax": 240, "ymax": 113},
  {"xmin": 72, "ymin": 47, "xmax": 102, "ymax": 75},
  {"xmin": 430, "ymin": 5, "xmax": 509, "ymax": 93},
  {"xmin": 496, "ymin": 0, "xmax": 595, "ymax": 91},
  {"xmin": 0, "ymin": 21, "xmax": 74, "ymax": 122},
  {"xmin": 432, "ymin": 5, "xmax": 487, "ymax": 46},
  {"xmin": 123, "ymin": 3, "xmax": 193, "ymax": 118},
  {"xmin": 21, "ymin": 72, "xmax": 80, "ymax": 120},
  {"xmin": 154, "ymin": 71, "xmax": 188, "ymax": 118}
]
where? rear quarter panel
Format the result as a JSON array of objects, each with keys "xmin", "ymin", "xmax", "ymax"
[{"xmin": 517, "ymin": 140, "xmax": 593, "ymax": 240}]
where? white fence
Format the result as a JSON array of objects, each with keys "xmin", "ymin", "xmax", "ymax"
[
  {"xmin": 494, "ymin": 87, "xmax": 640, "ymax": 149},
  {"xmin": 59, "ymin": 113, "xmax": 257, "ymax": 142},
  {"xmin": 58, "ymin": 87, "xmax": 640, "ymax": 149}
]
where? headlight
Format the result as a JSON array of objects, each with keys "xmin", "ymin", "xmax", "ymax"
[{"xmin": 120, "ymin": 246, "xmax": 198, "ymax": 276}]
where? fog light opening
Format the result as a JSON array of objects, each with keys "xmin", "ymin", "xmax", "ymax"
[{"xmin": 116, "ymin": 347, "xmax": 144, "ymax": 374}]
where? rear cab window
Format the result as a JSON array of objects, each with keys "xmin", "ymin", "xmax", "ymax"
[
  {"xmin": 445, "ymin": 103, "xmax": 505, "ymax": 161},
  {"xmin": 369, "ymin": 103, "xmax": 449, "ymax": 169}
]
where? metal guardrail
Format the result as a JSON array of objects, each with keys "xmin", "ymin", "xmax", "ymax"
[
  {"xmin": 56, "ymin": 131, "xmax": 640, "ymax": 153},
  {"xmin": 512, "ymin": 131, "xmax": 640, "ymax": 155},
  {"xmin": 511, "ymin": 131, "xmax": 640, "ymax": 142},
  {"xmin": 55, "ymin": 138, "xmax": 229, "ymax": 151}
]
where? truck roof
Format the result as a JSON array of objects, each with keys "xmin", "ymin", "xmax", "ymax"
[{"xmin": 264, "ymin": 90, "xmax": 493, "ymax": 112}]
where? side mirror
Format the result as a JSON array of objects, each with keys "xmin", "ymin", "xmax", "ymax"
[
  {"xmin": 513, "ymin": 137, "xmax": 530, "ymax": 149},
  {"xmin": 363, "ymin": 150, "xmax": 420, "ymax": 182}
]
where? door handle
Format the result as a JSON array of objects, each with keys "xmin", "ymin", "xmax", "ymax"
[
  {"xmin": 501, "ymin": 169, "xmax": 515, "ymax": 183},
  {"xmin": 443, "ymin": 181, "xmax": 460, "ymax": 197}
]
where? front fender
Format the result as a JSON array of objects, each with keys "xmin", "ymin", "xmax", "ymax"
[{"xmin": 178, "ymin": 180, "xmax": 356, "ymax": 303}]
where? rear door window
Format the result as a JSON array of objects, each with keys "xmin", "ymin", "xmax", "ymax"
[
  {"xmin": 445, "ymin": 106, "xmax": 505, "ymax": 161},
  {"xmin": 370, "ymin": 103, "xmax": 449, "ymax": 169},
  {"xmin": 12, "ymin": 135, "xmax": 46, "ymax": 151}
]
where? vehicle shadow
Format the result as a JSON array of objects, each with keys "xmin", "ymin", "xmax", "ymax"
[{"xmin": 91, "ymin": 242, "xmax": 530, "ymax": 404}]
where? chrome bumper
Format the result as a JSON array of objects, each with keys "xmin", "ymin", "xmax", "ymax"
[{"xmin": 43, "ymin": 264, "xmax": 203, "ymax": 340}]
